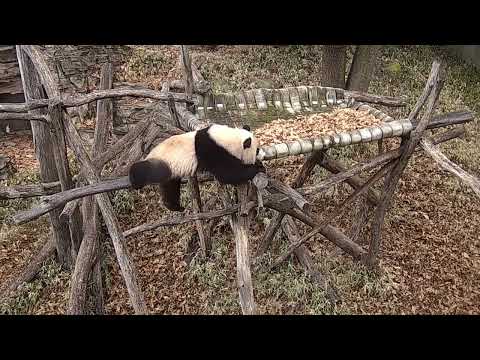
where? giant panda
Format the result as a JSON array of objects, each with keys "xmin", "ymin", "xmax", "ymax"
[{"xmin": 129, "ymin": 124, "xmax": 265, "ymax": 212}]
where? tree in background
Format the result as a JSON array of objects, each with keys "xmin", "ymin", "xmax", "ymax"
[
  {"xmin": 321, "ymin": 45, "xmax": 382, "ymax": 92},
  {"xmin": 321, "ymin": 45, "xmax": 347, "ymax": 88},
  {"xmin": 346, "ymin": 45, "xmax": 382, "ymax": 91}
]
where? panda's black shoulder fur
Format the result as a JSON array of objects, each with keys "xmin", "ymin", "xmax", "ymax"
[{"xmin": 194, "ymin": 125, "xmax": 260, "ymax": 185}]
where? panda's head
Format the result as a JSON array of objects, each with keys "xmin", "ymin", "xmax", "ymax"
[
  {"xmin": 207, "ymin": 124, "xmax": 260, "ymax": 165},
  {"xmin": 238, "ymin": 124, "xmax": 260, "ymax": 165}
]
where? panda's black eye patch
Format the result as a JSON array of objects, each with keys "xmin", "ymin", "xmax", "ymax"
[{"xmin": 243, "ymin": 138, "xmax": 252, "ymax": 149}]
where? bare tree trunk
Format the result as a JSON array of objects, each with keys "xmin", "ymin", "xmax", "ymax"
[
  {"xmin": 346, "ymin": 46, "xmax": 382, "ymax": 92},
  {"xmin": 321, "ymin": 46, "xmax": 347, "ymax": 88}
]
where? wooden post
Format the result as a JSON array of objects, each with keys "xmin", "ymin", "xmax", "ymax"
[
  {"xmin": 91, "ymin": 63, "xmax": 112, "ymax": 314},
  {"xmin": 70, "ymin": 63, "xmax": 113, "ymax": 314},
  {"xmin": 61, "ymin": 101, "xmax": 147, "ymax": 314},
  {"xmin": 256, "ymin": 151, "xmax": 324, "ymax": 256},
  {"xmin": 365, "ymin": 60, "xmax": 444, "ymax": 269},
  {"xmin": 47, "ymin": 103, "xmax": 83, "ymax": 264},
  {"xmin": 16, "ymin": 46, "xmax": 73, "ymax": 269},
  {"xmin": 188, "ymin": 175, "xmax": 208, "ymax": 258},
  {"xmin": 179, "ymin": 45, "xmax": 195, "ymax": 113},
  {"xmin": 233, "ymin": 184, "xmax": 256, "ymax": 315},
  {"xmin": 220, "ymin": 185, "xmax": 256, "ymax": 315}
]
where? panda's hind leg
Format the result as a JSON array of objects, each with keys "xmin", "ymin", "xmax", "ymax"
[{"xmin": 160, "ymin": 179, "xmax": 185, "ymax": 212}]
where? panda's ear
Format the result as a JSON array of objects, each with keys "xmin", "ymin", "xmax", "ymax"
[
  {"xmin": 243, "ymin": 137, "xmax": 252, "ymax": 149},
  {"xmin": 242, "ymin": 125, "xmax": 251, "ymax": 131}
]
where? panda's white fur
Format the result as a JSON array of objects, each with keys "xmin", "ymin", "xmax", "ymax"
[
  {"xmin": 129, "ymin": 123, "xmax": 264, "ymax": 212},
  {"xmin": 144, "ymin": 124, "xmax": 258, "ymax": 179},
  {"xmin": 146, "ymin": 130, "xmax": 198, "ymax": 178}
]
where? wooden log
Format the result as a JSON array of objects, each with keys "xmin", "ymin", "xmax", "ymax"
[
  {"xmin": 271, "ymin": 161, "xmax": 395, "ymax": 267},
  {"xmin": 68, "ymin": 201, "xmax": 99, "ymax": 315},
  {"xmin": 24, "ymin": 45, "xmax": 84, "ymax": 264},
  {"xmin": 168, "ymin": 95, "xmax": 181, "ymax": 129},
  {"xmin": 188, "ymin": 175, "xmax": 207, "ymax": 259},
  {"xmin": 425, "ymin": 111, "xmax": 474, "ymax": 130},
  {"xmin": 366, "ymin": 60, "xmax": 444, "ymax": 269},
  {"xmin": 123, "ymin": 203, "xmax": 246, "ymax": 238},
  {"xmin": 179, "ymin": 45, "xmax": 195, "ymax": 113},
  {"xmin": 93, "ymin": 117, "xmax": 151, "ymax": 168},
  {"xmin": 344, "ymin": 90, "xmax": 407, "ymax": 107},
  {"xmin": 0, "ymin": 181, "xmax": 61, "ymax": 199},
  {"xmin": 270, "ymin": 224, "xmax": 325, "ymax": 270},
  {"xmin": 264, "ymin": 200, "xmax": 366, "ymax": 260},
  {"xmin": 202, "ymin": 196, "xmax": 220, "ymax": 247},
  {"xmin": 301, "ymin": 149, "xmax": 402, "ymax": 197},
  {"xmin": 430, "ymin": 126, "xmax": 465, "ymax": 145},
  {"xmin": 112, "ymin": 122, "xmax": 168, "ymax": 177},
  {"xmin": 0, "ymin": 89, "xmax": 193, "ymax": 113},
  {"xmin": 9, "ymin": 177, "xmax": 130, "ymax": 224},
  {"xmin": 21, "ymin": 45, "xmax": 60, "ymax": 99},
  {"xmin": 83, "ymin": 63, "xmax": 113, "ymax": 315},
  {"xmin": 225, "ymin": 184, "xmax": 257, "ymax": 315},
  {"xmin": 61, "ymin": 113, "xmax": 148, "ymax": 314},
  {"xmin": 421, "ymin": 138, "xmax": 480, "ymax": 199},
  {"xmin": 59, "ymin": 198, "xmax": 80, "ymax": 223},
  {"xmin": 93, "ymin": 63, "xmax": 113, "ymax": 163},
  {"xmin": 265, "ymin": 174, "xmax": 312, "ymax": 213},
  {"xmin": 9, "ymin": 147, "xmax": 398, "ymax": 225},
  {"xmin": 0, "ymin": 113, "xmax": 48, "ymax": 122},
  {"xmin": 174, "ymin": 99, "xmax": 207, "ymax": 131},
  {"xmin": 16, "ymin": 45, "xmax": 73, "ymax": 268},
  {"xmin": 169, "ymin": 79, "xmax": 211, "ymax": 94},
  {"xmin": 319, "ymin": 154, "xmax": 380, "ymax": 206},
  {"xmin": 48, "ymin": 102, "xmax": 79, "ymax": 267},
  {"xmin": 8, "ymin": 149, "xmax": 399, "ymax": 226},
  {"xmin": 256, "ymin": 151, "xmax": 324, "ymax": 257}
]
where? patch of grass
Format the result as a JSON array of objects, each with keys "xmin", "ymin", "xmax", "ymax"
[
  {"xmin": 187, "ymin": 235, "xmax": 239, "ymax": 314},
  {"xmin": 0, "ymin": 169, "xmax": 41, "ymax": 223},
  {"xmin": 202, "ymin": 46, "xmax": 325, "ymax": 92},
  {"xmin": 0, "ymin": 259, "xmax": 66, "ymax": 315},
  {"xmin": 123, "ymin": 46, "xmax": 177, "ymax": 88},
  {"xmin": 112, "ymin": 189, "xmax": 136, "ymax": 215}
]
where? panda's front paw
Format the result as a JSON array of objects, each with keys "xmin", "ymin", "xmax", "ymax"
[{"xmin": 256, "ymin": 161, "xmax": 266, "ymax": 174}]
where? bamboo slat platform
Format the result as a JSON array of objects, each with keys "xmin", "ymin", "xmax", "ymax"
[{"xmin": 192, "ymin": 86, "xmax": 410, "ymax": 161}]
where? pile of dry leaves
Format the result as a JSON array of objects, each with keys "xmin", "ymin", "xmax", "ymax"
[
  {"xmin": 0, "ymin": 134, "xmax": 38, "ymax": 172},
  {"xmin": 254, "ymin": 108, "xmax": 383, "ymax": 146}
]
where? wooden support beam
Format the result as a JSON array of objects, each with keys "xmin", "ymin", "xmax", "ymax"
[
  {"xmin": 61, "ymin": 106, "xmax": 148, "ymax": 314},
  {"xmin": 345, "ymin": 90, "xmax": 407, "ymax": 107},
  {"xmin": 71, "ymin": 62, "xmax": 113, "ymax": 315},
  {"xmin": 226, "ymin": 184, "xmax": 257, "ymax": 315},
  {"xmin": 256, "ymin": 151, "xmax": 324, "ymax": 257},
  {"xmin": 366, "ymin": 59, "xmax": 444, "ymax": 269},
  {"xmin": 0, "ymin": 112, "xmax": 48, "ymax": 122},
  {"xmin": 188, "ymin": 175, "xmax": 208, "ymax": 259},
  {"xmin": 271, "ymin": 161, "xmax": 395, "ymax": 268},
  {"xmin": 16, "ymin": 45, "xmax": 73, "ymax": 269},
  {"xmin": 319, "ymin": 155, "xmax": 380, "ymax": 206},
  {"xmin": 179, "ymin": 45, "xmax": 195, "ymax": 113}
]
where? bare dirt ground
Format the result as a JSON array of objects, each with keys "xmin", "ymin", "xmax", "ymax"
[{"xmin": 0, "ymin": 45, "xmax": 479, "ymax": 315}]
